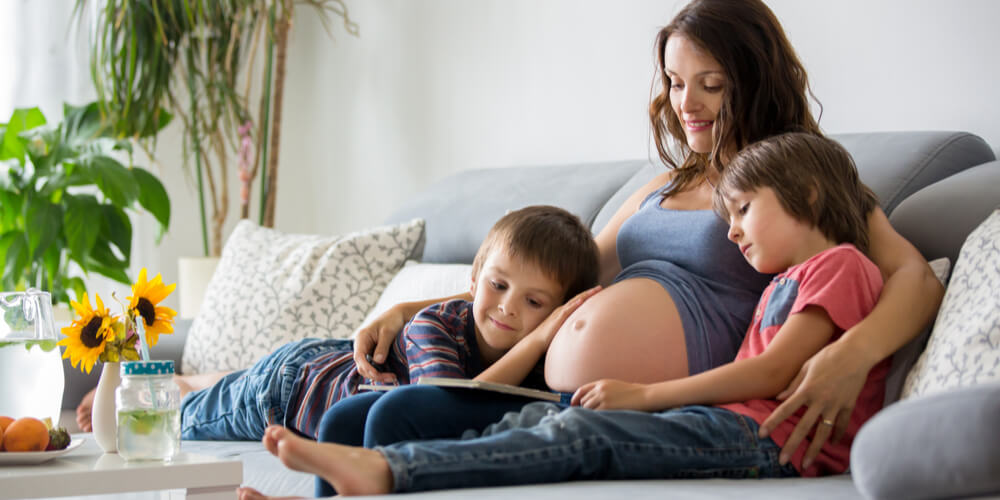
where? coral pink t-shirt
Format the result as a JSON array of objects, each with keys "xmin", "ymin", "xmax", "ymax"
[{"xmin": 720, "ymin": 244, "xmax": 888, "ymax": 476}]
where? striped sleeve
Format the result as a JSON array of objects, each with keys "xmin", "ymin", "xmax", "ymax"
[{"xmin": 404, "ymin": 300, "xmax": 472, "ymax": 381}]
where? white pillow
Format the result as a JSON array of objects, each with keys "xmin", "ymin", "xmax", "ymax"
[
  {"xmin": 181, "ymin": 219, "xmax": 425, "ymax": 374},
  {"xmin": 901, "ymin": 209, "xmax": 1000, "ymax": 399},
  {"xmin": 355, "ymin": 262, "xmax": 474, "ymax": 335}
]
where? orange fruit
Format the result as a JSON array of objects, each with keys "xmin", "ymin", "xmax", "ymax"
[
  {"xmin": 1, "ymin": 417, "xmax": 50, "ymax": 452},
  {"xmin": 0, "ymin": 416, "xmax": 13, "ymax": 451}
]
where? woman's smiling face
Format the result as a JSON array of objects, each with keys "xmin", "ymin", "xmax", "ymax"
[{"xmin": 665, "ymin": 34, "xmax": 726, "ymax": 154}]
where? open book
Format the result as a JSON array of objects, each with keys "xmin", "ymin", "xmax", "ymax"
[{"xmin": 359, "ymin": 377, "xmax": 562, "ymax": 402}]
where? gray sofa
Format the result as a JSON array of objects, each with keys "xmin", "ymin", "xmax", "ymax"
[{"xmin": 62, "ymin": 130, "xmax": 1000, "ymax": 499}]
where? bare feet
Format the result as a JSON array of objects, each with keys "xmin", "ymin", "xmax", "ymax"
[
  {"xmin": 235, "ymin": 486, "xmax": 303, "ymax": 500},
  {"xmin": 76, "ymin": 387, "xmax": 96, "ymax": 432},
  {"xmin": 262, "ymin": 425, "xmax": 394, "ymax": 496}
]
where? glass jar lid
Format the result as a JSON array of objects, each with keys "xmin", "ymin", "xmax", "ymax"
[{"xmin": 122, "ymin": 360, "xmax": 175, "ymax": 376}]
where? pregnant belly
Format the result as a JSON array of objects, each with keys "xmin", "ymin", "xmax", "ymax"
[{"xmin": 544, "ymin": 278, "xmax": 690, "ymax": 392}]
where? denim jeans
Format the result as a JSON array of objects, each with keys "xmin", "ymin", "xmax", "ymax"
[
  {"xmin": 313, "ymin": 384, "xmax": 541, "ymax": 496},
  {"xmin": 180, "ymin": 337, "xmax": 352, "ymax": 440},
  {"xmin": 379, "ymin": 403, "xmax": 798, "ymax": 492},
  {"xmin": 362, "ymin": 384, "xmax": 547, "ymax": 447}
]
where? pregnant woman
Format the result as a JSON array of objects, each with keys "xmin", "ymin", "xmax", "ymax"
[{"xmin": 344, "ymin": 0, "xmax": 942, "ymax": 467}]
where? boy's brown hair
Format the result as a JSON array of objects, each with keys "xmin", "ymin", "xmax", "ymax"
[
  {"xmin": 712, "ymin": 132, "xmax": 879, "ymax": 253},
  {"xmin": 471, "ymin": 205, "xmax": 599, "ymax": 301}
]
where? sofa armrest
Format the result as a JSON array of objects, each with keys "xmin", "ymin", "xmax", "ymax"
[
  {"xmin": 60, "ymin": 319, "xmax": 193, "ymax": 410},
  {"xmin": 888, "ymin": 160, "xmax": 1000, "ymax": 264}
]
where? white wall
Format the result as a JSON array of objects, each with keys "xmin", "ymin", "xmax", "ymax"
[{"xmin": 5, "ymin": 0, "xmax": 1000, "ymax": 310}]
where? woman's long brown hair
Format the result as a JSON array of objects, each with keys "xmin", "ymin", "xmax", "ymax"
[{"xmin": 650, "ymin": 0, "xmax": 822, "ymax": 199}]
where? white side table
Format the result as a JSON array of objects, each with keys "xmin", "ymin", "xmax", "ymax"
[{"xmin": 0, "ymin": 434, "xmax": 242, "ymax": 500}]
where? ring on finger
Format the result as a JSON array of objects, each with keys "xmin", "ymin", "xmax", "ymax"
[{"xmin": 820, "ymin": 418, "xmax": 835, "ymax": 427}]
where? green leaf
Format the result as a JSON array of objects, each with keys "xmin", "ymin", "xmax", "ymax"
[
  {"xmin": 138, "ymin": 108, "xmax": 173, "ymax": 138},
  {"xmin": 22, "ymin": 127, "xmax": 65, "ymax": 176},
  {"xmin": 63, "ymin": 195, "xmax": 103, "ymax": 261},
  {"xmin": 0, "ymin": 231, "xmax": 28, "ymax": 285},
  {"xmin": 99, "ymin": 204, "xmax": 132, "ymax": 263},
  {"xmin": 64, "ymin": 276, "xmax": 86, "ymax": 303},
  {"xmin": 0, "ymin": 108, "xmax": 46, "ymax": 162},
  {"xmin": 131, "ymin": 167, "xmax": 170, "ymax": 231},
  {"xmin": 84, "ymin": 155, "xmax": 139, "ymax": 207},
  {"xmin": 42, "ymin": 244, "xmax": 62, "ymax": 296},
  {"xmin": 25, "ymin": 198, "xmax": 62, "ymax": 258},
  {"xmin": 62, "ymin": 102, "xmax": 113, "ymax": 146},
  {"xmin": 0, "ymin": 189, "xmax": 22, "ymax": 229},
  {"xmin": 85, "ymin": 246, "xmax": 130, "ymax": 285}
]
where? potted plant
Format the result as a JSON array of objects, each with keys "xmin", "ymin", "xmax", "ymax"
[
  {"xmin": 78, "ymin": 0, "xmax": 358, "ymax": 257},
  {"xmin": 0, "ymin": 102, "xmax": 171, "ymax": 306}
]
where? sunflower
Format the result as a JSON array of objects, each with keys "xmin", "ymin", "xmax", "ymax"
[
  {"xmin": 127, "ymin": 268, "xmax": 177, "ymax": 347},
  {"xmin": 58, "ymin": 294, "xmax": 116, "ymax": 374}
]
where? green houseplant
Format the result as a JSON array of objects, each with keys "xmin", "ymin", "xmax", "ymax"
[
  {"xmin": 0, "ymin": 102, "xmax": 171, "ymax": 305},
  {"xmin": 79, "ymin": 0, "xmax": 357, "ymax": 256}
]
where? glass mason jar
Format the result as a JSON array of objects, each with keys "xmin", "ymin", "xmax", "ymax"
[{"xmin": 116, "ymin": 360, "xmax": 181, "ymax": 461}]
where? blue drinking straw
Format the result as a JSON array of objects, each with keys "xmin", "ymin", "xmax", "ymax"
[
  {"xmin": 135, "ymin": 318, "xmax": 152, "ymax": 361},
  {"xmin": 133, "ymin": 318, "xmax": 160, "ymax": 410}
]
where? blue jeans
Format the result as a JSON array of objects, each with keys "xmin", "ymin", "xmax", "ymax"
[
  {"xmin": 362, "ymin": 384, "xmax": 546, "ymax": 446},
  {"xmin": 314, "ymin": 385, "xmax": 540, "ymax": 496},
  {"xmin": 379, "ymin": 403, "xmax": 798, "ymax": 492},
  {"xmin": 181, "ymin": 338, "xmax": 352, "ymax": 441}
]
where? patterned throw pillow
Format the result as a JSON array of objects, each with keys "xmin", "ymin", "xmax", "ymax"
[
  {"xmin": 181, "ymin": 219, "xmax": 425, "ymax": 374},
  {"xmin": 901, "ymin": 209, "xmax": 1000, "ymax": 399}
]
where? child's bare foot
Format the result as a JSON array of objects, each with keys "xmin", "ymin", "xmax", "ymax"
[
  {"xmin": 263, "ymin": 425, "xmax": 394, "ymax": 496},
  {"xmin": 236, "ymin": 486, "xmax": 303, "ymax": 500},
  {"xmin": 76, "ymin": 387, "xmax": 96, "ymax": 432}
]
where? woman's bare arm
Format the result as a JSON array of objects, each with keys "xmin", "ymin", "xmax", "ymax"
[{"xmin": 760, "ymin": 208, "xmax": 944, "ymax": 468}]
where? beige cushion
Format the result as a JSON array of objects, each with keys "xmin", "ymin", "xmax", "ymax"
[
  {"xmin": 901, "ymin": 209, "xmax": 1000, "ymax": 399},
  {"xmin": 181, "ymin": 219, "xmax": 425, "ymax": 374}
]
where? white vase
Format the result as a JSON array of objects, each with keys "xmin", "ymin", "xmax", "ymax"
[{"xmin": 91, "ymin": 361, "xmax": 121, "ymax": 453}]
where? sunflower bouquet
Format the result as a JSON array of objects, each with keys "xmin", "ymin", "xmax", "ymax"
[{"xmin": 59, "ymin": 269, "xmax": 177, "ymax": 373}]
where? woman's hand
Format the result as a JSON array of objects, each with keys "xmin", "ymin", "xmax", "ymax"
[
  {"xmin": 353, "ymin": 305, "xmax": 408, "ymax": 383},
  {"xmin": 571, "ymin": 379, "xmax": 651, "ymax": 411},
  {"xmin": 758, "ymin": 340, "xmax": 873, "ymax": 468}
]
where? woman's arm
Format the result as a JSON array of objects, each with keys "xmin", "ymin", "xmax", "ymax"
[
  {"xmin": 572, "ymin": 307, "xmax": 835, "ymax": 411},
  {"xmin": 593, "ymin": 172, "xmax": 672, "ymax": 285},
  {"xmin": 475, "ymin": 287, "xmax": 600, "ymax": 385},
  {"xmin": 759, "ymin": 208, "xmax": 945, "ymax": 467},
  {"xmin": 355, "ymin": 292, "xmax": 471, "ymax": 382}
]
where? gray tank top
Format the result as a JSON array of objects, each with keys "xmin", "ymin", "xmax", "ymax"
[{"xmin": 615, "ymin": 187, "xmax": 773, "ymax": 374}]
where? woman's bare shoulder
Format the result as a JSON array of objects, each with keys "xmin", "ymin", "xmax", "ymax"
[{"xmin": 632, "ymin": 170, "xmax": 674, "ymax": 199}]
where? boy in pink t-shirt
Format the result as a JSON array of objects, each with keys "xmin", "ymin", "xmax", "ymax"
[{"xmin": 238, "ymin": 132, "xmax": 891, "ymax": 496}]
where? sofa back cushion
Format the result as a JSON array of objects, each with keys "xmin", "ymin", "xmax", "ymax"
[
  {"xmin": 592, "ymin": 131, "xmax": 995, "ymax": 235},
  {"xmin": 833, "ymin": 131, "xmax": 994, "ymax": 214},
  {"xmin": 383, "ymin": 160, "xmax": 645, "ymax": 264},
  {"xmin": 888, "ymin": 160, "xmax": 1000, "ymax": 263},
  {"xmin": 387, "ymin": 131, "xmax": 993, "ymax": 265}
]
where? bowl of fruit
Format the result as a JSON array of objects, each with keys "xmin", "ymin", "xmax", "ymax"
[{"xmin": 0, "ymin": 416, "xmax": 81, "ymax": 465}]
